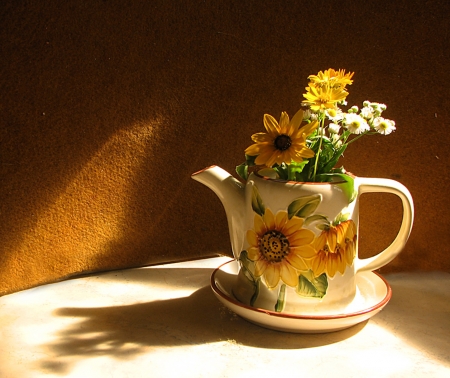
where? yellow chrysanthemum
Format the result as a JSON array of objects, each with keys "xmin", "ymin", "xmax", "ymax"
[
  {"xmin": 310, "ymin": 220, "xmax": 357, "ymax": 277},
  {"xmin": 245, "ymin": 109, "xmax": 318, "ymax": 167},
  {"xmin": 308, "ymin": 68, "xmax": 354, "ymax": 90},
  {"xmin": 303, "ymin": 85, "xmax": 349, "ymax": 111},
  {"xmin": 246, "ymin": 208, "xmax": 316, "ymax": 289}
]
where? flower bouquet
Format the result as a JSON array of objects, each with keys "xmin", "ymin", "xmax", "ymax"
[{"xmin": 236, "ymin": 68, "xmax": 396, "ymax": 184}]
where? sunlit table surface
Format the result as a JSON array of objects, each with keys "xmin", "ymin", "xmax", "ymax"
[{"xmin": 1, "ymin": 256, "xmax": 449, "ymax": 378}]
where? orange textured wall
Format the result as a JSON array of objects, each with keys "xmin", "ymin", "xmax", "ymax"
[{"xmin": 1, "ymin": 0, "xmax": 449, "ymax": 295}]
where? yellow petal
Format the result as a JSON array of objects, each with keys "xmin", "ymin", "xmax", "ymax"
[
  {"xmin": 276, "ymin": 150, "xmax": 292, "ymax": 165},
  {"xmin": 337, "ymin": 255, "xmax": 346, "ymax": 275},
  {"xmin": 246, "ymin": 229, "xmax": 258, "ymax": 247},
  {"xmin": 313, "ymin": 233, "xmax": 327, "ymax": 251},
  {"xmin": 345, "ymin": 220, "xmax": 357, "ymax": 239},
  {"xmin": 290, "ymin": 244, "xmax": 317, "ymax": 259},
  {"xmin": 253, "ymin": 214, "xmax": 266, "ymax": 235},
  {"xmin": 264, "ymin": 263, "xmax": 281, "ymax": 289},
  {"xmin": 280, "ymin": 262, "xmax": 298, "ymax": 287},
  {"xmin": 254, "ymin": 259, "xmax": 267, "ymax": 277},
  {"xmin": 290, "ymin": 108, "xmax": 304, "ymax": 129},
  {"xmin": 282, "ymin": 217, "xmax": 304, "ymax": 236},
  {"xmin": 285, "ymin": 253, "xmax": 309, "ymax": 271},
  {"xmin": 345, "ymin": 242, "xmax": 356, "ymax": 265},
  {"xmin": 293, "ymin": 146, "xmax": 315, "ymax": 159},
  {"xmin": 251, "ymin": 132, "xmax": 273, "ymax": 143},
  {"xmin": 247, "ymin": 246, "xmax": 261, "ymax": 261},
  {"xmin": 274, "ymin": 211, "xmax": 288, "ymax": 230},
  {"xmin": 245, "ymin": 143, "xmax": 262, "ymax": 156},
  {"xmin": 255, "ymin": 148, "xmax": 278, "ymax": 167},
  {"xmin": 327, "ymin": 228, "xmax": 338, "ymax": 252},
  {"xmin": 288, "ymin": 229, "xmax": 315, "ymax": 246},
  {"xmin": 263, "ymin": 208, "xmax": 275, "ymax": 230},
  {"xmin": 328, "ymin": 257, "xmax": 337, "ymax": 277},
  {"xmin": 278, "ymin": 112, "xmax": 290, "ymax": 134},
  {"xmin": 336, "ymin": 222, "xmax": 347, "ymax": 243},
  {"xmin": 298, "ymin": 119, "xmax": 319, "ymax": 137},
  {"xmin": 311, "ymin": 255, "xmax": 326, "ymax": 276},
  {"xmin": 263, "ymin": 113, "xmax": 280, "ymax": 134}
]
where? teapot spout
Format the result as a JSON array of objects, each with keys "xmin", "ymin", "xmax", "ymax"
[{"xmin": 191, "ymin": 166, "xmax": 246, "ymax": 258}]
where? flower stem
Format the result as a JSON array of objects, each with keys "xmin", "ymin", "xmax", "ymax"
[
  {"xmin": 312, "ymin": 117, "xmax": 325, "ymax": 181},
  {"xmin": 345, "ymin": 130, "xmax": 374, "ymax": 145}
]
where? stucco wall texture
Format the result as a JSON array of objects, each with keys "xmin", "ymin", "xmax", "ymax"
[{"xmin": 1, "ymin": 0, "xmax": 449, "ymax": 295}]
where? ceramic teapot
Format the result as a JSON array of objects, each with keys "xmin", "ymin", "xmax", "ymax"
[{"xmin": 192, "ymin": 165, "xmax": 414, "ymax": 314}]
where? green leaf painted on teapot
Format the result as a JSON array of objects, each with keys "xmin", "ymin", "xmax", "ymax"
[
  {"xmin": 297, "ymin": 270, "xmax": 328, "ymax": 298},
  {"xmin": 274, "ymin": 284, "xmax": 287, "ymax": 312},
  {"xmin": 304, "ymin": 214, "xmax": 330, "ymax": 230},
  {"xmin": 315, "ymin": 173, "xmax": 357, "ymax": 203},
  {"xmin": 237, "ymin": 250, "xmax": 260, "ymax": 306},
  {"xmin": 335, "ymin": 174, "xmax": 357, "ymax": 203},
  {"xmin": 251, "ymin": 185, "xmax": 265, "ymax": 216},
  {"xmin": 287, "ymin": 194, "xmax": 322, "ymax": 219},
  {"xmin": 238, "ymin": 250, "xmax": 255, "ymax": 280}
]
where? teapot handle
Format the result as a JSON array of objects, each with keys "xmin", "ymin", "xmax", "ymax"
[{"xmin": 354, "ymin": 177, "xmax": 414, "ymax": 273}]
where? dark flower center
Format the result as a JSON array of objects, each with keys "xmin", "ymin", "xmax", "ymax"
[
  {"xmin": 259, "ymin": 230, "xmax": 290, "ymax": 263},
  {"xmin": 274, "ymin": 134, "xmax": 292, "ymax": 151}
]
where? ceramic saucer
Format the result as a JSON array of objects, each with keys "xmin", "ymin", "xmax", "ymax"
[{"xmin": 210, "ymin": 259, "xmax": 392, "ymax": 333}]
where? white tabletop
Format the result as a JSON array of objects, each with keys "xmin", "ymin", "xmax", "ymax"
[{"xmin": 0, "ymin": 256, "xmax": 449, "ymax": 377}]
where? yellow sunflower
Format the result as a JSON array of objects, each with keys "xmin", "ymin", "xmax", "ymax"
[
  {"xmin": 310, "ymin": 220, "xmax": 357, "ymax": 277},
  {"xmin": 246, "ymin": 208, "xmax": 316, "ymax": 289},
  {"xmin": 308, "ymin": 68, "xmax": 354, "ymax": 90},
  {"xmin": 303, "ymin": 84, "xmax": 349, "ymax": 111},
  {"xmin": 245, "ymin": 109, "xmax": 318, "ymax": 167}
]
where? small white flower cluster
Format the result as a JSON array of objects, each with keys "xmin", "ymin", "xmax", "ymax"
[
  {"xmin": 344, "ymin": 101, "xmax": 396, "ymax": 135},
  {"xmin": 304, "ymin": 101, "xmax": 396, "ymax": 149}
]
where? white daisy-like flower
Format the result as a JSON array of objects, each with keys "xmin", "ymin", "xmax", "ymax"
[
  {"xmin": 373, "ymin": 117, "xmax": 396, "ymax": 135},
  {"xmin": 325, "ymin": 108, "xmax": 344, "ymax": 122},
  {"xmin": 344, "ymin": 113, "xmax": 370, "ymax": 134},
  {"xmin": 328, "ymin": 123, "xmax": 341, "ymax": 134},
  {"xmin": 360, "ymin": 106, "xmax": 374, "ymax": 119}
]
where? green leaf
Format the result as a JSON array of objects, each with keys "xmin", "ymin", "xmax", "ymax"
[
  {"xmin": 287, "ymin": 160, "xmax": 308, "ymax": 181},
  {"xmin": 273, "ymin": 163, "xmax": 288, "ymax": 181},
  {"xmin": 236, "ymin": 162, "xmax": 248, "ymax": 181},
  {"xmin": 238, "ymin": 251, "xmax": 254, "ymax": 278},
  {"xmin": 245, "ymin": 154, "xmax": 257, "ymax": 166},
  {"xmin": 297, "ymin": 270, "xmax": 328, "ymax": 298},
  {"xmin": 334, "ymin": 174, "xmax": 357, "ymax": 202},
  {"xmin": 236, "ymin": 251, "xmax": 260, "ymax": 307},
  {"xmin": 304, "ymin": 214, "xmax": 330, "ymax": 229},
  {"xmin": 321, "ymin": 144, "xmax": 348, "ymax": 174},
  {"xmin": 314, "ymin": 173, "xmax": 356, "ymax": 203},
  {"xmin": 251, "ymin": 185, "xmax": 265, "ymax": 216},
  {"xmin": 287, "ymin": 194, "xmax": 322, "ymax": 219},
  {"xmin": 236, "ymin": 155, "xmax": 258, "ymax": 181},
  {"xmin": 333, "ymin": 212, "xmax": 350, "ymax": 225},
  {"xmin": 274, "ymin": 284, "xmax": 287, "ymax": 312}
]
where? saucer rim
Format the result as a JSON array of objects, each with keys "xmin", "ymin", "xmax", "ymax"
[{"xmin": 210, "ymin": 259, "xmax": 392, "ymax": 321}]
